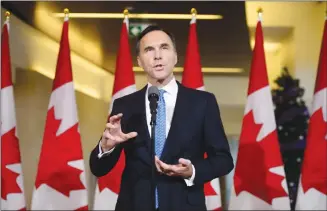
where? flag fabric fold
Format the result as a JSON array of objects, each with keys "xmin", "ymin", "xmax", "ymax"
[
  {"xmin": 93, "ymin": 15, "xmax": 136, "ymax": 210},
  {"xmin": 1, "ymin": 15, "xmax": 27, "ymax": 211},
  {"xmin": 295, "ymin": 17, "xmax": 327, "ymax": 210},
  {"xmin": 182, "ymin": 15, "xmax": 222, "ymax": 211},
  {"xmin": 228, "ymin": 15, "xmax": 290, "ymax": 210},
  {"xmin": 31, "ymin": 15, "xmax": 88, "ymax": 210}
]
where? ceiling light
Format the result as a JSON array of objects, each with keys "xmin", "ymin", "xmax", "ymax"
[
  {"xmin": 133, "ymin": 66, "xmax": 242, "ymax": 73},
  {"xmin": 52, "ymin": 12, "xmax": 223, "ymax": 20}
]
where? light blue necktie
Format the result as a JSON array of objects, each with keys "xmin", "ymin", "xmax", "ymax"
[{"xmin": 155, "ymin": 89, "xmax": 166, "ymax": 208}]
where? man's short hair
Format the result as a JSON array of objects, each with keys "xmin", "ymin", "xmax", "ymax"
[{"xmin": 135, "ymin": 25, "xmax": 177, "ymax": 55}]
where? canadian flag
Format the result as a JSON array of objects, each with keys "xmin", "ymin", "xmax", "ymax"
[
  {"xmin": 228, "ymin": 13, "xmax": 290, "ymax": 210},
  {"xmin": 31, "ymin": 14, "xmax": 88, "ymax": 210},
  {"xmin": 1, "ymin": 14, "xmax": 27, "ymax": 211},
  {"xmin": 295, "ymin": 17, "xmax": 327, "ymax": 210},
  {"xmin": 181, "ymin": 14, "xmax": 222, "ymax": 211},
  {"xmin": 93, "ymin": 15, "xmax": 136, "ymax": 210}
]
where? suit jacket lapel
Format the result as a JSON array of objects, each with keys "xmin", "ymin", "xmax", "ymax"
[
  {"xmin": 131, "ymin": 82, "xmax": 191, "ymax": 165},
  {"xmin": 161, "ymin": 82, "xmax": 190, "ymax": 162},
  {"xmin": 129, "ymin": 85, "xmax": 152, "ymax": 166}
]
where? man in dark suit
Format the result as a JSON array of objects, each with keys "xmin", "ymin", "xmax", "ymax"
[{"xmin": 89, "ymin": 25, "xmax": 234, "ymax": 211}]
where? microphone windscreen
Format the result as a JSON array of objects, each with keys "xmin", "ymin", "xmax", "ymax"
[{"xmin": 148, "ymin": 86, "xmax": 159, "ymax": 100}]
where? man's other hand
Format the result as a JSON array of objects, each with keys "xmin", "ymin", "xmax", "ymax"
[{"xmin": 155, "ymin": 156, "xmax": 193, "ymax": 179}]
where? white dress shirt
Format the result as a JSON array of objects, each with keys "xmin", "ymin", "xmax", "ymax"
[
  {"xmin": 145, "ymin": 77, "xmax": 177, "ymax": 138},
  {"xmin": 98, "ymin": 77, "xmax": 195, "ymax": 186}
]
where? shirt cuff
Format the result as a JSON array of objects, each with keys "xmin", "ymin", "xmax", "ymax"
[
  {"xmin": 184, "ymin": 164, "xmax": 195, "ymax": 186},
  {"xmin": 97, "ymin": 141, "xmax": 115, "ymax": 158}
]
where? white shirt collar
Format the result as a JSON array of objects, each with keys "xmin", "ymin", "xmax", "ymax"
[{"xmin": 146, "ymin": 77, "xmax": 178, "ymax": 97}]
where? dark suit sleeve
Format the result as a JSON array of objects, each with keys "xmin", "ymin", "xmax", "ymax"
[
  {"xmin": 89, "ymin": 99, "xmax": 124, "ymax": 177},
  {"xmin": 193, "ymin": 93, "xmax": 234, "ymax": 185}
]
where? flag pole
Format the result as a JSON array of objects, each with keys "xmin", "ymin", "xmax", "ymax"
[
  {"xmin": 5, "ymin": 11, "xmax": 10, "ymax": 22},
  {"xmin": 123, "ymin": 9, "xmax": 129, "ymax": 30},
  {"xmin": 1, "ymin": 11, "xmax": 11, "ymax": 138},
  {"xmin": 64, "ymin": 8, "xmax": 69, "ymax": 21},
  {"xmin": 190, "ymin": 8, "xmax": 197, "ymax": 24},
  {"xmin": 257, "ymin": 7, "xmax": 263, "ymax": 22}
]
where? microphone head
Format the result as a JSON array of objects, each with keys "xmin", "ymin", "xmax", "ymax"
[{"xmin": 148, "ymin": 86, "xmax": 159, "ymax": 101}]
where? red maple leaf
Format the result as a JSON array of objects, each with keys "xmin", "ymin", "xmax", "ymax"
[
  {"xmin": 204, "ymin": 181, "xmax": 217, "ymax": 196},
  {"xmin": 35, "ymin": 107, "xmax": 85, "ymax": 197},
  {"xmin": 234, "ymin": 110, "xmax": 288, "ymax": 204},
  {"xmin": 203, "ymin": 153, "xmax": 218, "ymax": 196},
  {"xmin": 301, "ymin": 108, "xmax": 327, "ymax": 194},
  {"xmin": 98, "ymin": 151, "xmax": 126, "ymax": 193},
  {"xmin": 76, "ymin": 205, "xmax": 88, "ymax": 210},
  {"xmin": 1, "ymin": 128, "xmax": 23, "ymax": 200}
]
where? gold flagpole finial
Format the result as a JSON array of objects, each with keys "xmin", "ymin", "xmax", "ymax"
[
  {"xmin": 191, "ymin": 8, "xmax": 197, "ymax": 16},
  {"xmin": 257, "ymin": 7, "xmax": 263, "ymax": 14},
  {"xmin": 5, "ymin": 11, "xmax": 11, "ymax": 20},
  {"xmin": 64, "ymin": 8, "xmax": 69, "ymax": 18},
  {"xmin": 123, "ymin": 9, "xmax": 129, "ymax": 17},
  {"xmin": 257, "ymin": 7, "xmax": 263, "ymax": 21},
  {"xmin": 5, "ymin": 11, "xmax": 11, "ymax": 17}
]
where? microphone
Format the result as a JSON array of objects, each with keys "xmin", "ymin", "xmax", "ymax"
[
  {"xmin": 147, "ymin": 85, "xmax": 159, "ymax": 211},
  {"xmin": 148, "ymin": 86, "xmax": 159, "ymax": 125}
]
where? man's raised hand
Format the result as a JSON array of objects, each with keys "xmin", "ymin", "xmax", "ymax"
[{"xmin": 101, "ymin": 113, "xmax": 138, "ymax": 152}]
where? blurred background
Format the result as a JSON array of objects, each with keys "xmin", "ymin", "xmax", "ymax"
[{"xmin": 1, "ymin": 1, "xmax": 325, "ymax": 210}]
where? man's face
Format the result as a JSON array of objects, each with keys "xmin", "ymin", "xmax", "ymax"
[{"xmin": 137, "ymin": 30, "xmax": 177, "ymax": 82}]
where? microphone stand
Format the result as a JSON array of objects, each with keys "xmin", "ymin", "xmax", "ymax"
[{"xmin": 150, "ymin": 108, "xmax": 157, "ymax": 211}]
